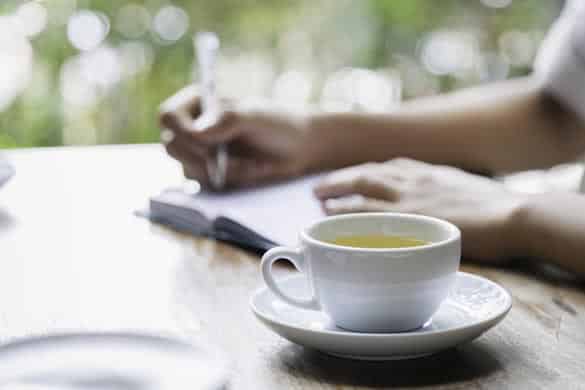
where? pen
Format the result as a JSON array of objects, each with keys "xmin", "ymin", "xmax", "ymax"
[{"xmin": 194, "ymin": 32, "xmax": 228, "ymax": 190}]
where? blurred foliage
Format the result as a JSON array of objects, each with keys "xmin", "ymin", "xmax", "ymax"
[{"xmin": 0, "ymin": 0, "xmax": 562, "ymax": 148}]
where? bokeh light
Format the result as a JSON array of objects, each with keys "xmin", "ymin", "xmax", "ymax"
[
  {"xmin": 0, "ymin": 1, "xmax": 561, "ymax": 148},
  {"xmin": 79, "ymin": 47, "xmax": 122, "ymax": 88},
  {"xmin": 119, "ymin": 41, "xmax": 155, "ymax": 77},
  {"xmin": 0, "ymin": 15, "xmax": 33, "ymax": 111},
  {"xmin": 60, "ymin": 56, "xmax": 99, "ymax": 109},
  {"xmin": 272, "ymin": 70, "xmax": 312, "ymax": 107},
  {"xmin": 479, "ymin": 52, "xmax": 510, "ymax": 82},
  {"xmin": 215, "ymin": 53, "xmax": 274, "ymax": 100},
  {"xmin": 153, "ymin": 5, "xmax": 189, "ymax": 43},
  {"xmin": 499, "ymin": 30, "xmax": 538, "ymax": 67},
  {"xmin": 320, "ymin": 68, "xmax": 401, "ymax": 112},
  {"xmin": 16, "ymin": 1, "xmax": 48, "ymax": 37},
  {"xmin": 116, "ymin": 4, "xmax": 151, "ymax": 39},
  {"xmin": 420, "ymin": 31, "xmax": 479, "ymax": 76},
  {"xmin": 352, "ymin": 69, "xmax": 401, "ymax": 112},
  {"xmin": 67, "ymin": 10, "xmax": 110, "ymax": 51},
  {"xmin": 395, "ymin": 56, "xmax": 440, "ymax": 98}
]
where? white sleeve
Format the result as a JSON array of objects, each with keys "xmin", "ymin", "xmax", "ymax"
[{"xmin": 535, "ymin": 1, "xmax": 585, "ymax": 121}]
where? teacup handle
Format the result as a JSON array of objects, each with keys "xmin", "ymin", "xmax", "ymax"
[{"xmin": 261, "ymin": 247, "xmax": 320, "ymax": 310}]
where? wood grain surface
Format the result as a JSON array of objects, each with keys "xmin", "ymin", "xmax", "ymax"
[{"xmin": 0, "ymin": 145, "xmax": 584, "ymax": 389}]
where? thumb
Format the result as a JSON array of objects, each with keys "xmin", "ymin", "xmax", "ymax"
[{"xmin": 193, "ymin": 109, "xmax": 244, "ymax": 145}]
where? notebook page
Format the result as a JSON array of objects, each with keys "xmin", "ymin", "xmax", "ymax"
[{"xmin": 181, "ymin": 175, "xmax": 324, "ymax": 246}]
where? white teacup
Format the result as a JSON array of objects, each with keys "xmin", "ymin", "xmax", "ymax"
[{"xmin": 261, "ymin": 213, "xmax": 461, "ymax": 333}]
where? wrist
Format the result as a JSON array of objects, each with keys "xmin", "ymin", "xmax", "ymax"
[
  {"xmin": 506, "ymin": 193, "xmax": 538, "ymax": 259},
  {"xmin": 303, "ymin": 112, "xmax": 371, "ymax": 173},
  {"xmin": 301, "ymin": 112, "xmax": 331, "ymax": 173}
]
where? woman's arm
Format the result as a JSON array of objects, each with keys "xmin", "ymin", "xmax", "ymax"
[
  {"xmin": 514, "ymin": 192, "xmax": 585, "ymax": 277},
  {"xmin": 312, "ymin": 158, "xmax": 585, "ymax": 278},
  {"xmin": 306, "ymin": 77, "xmax": 585, "ymax": 175},
  {"xmin": 160, "ymin": 76, "xmax": 585, "ymax": 189}
]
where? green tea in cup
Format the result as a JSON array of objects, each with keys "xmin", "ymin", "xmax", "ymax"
[{"xmin": 327, "ymin": 234, "xmax": 429, "ymax": 249}]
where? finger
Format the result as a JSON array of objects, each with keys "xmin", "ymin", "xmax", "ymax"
[
  {"xmin": 314, "ymin": 169, "xmax": 398, "ymax": 201},
  {"xmin": 160, "ymin": 107, "xmax": 198, "ymax": 135},
  {"xmin": 159, "ymin": 84, "xmax": 201, "ymax": 121},
  {"xmin": 387, "ymin": 157, "xmax": 430, "ymax": 169},
  {"xmin": 221, "ymin": 157, "xmax": 296, "ymax": 189},
  {"xmin": 163, "ymin": 108, "xmax": 241, "ymax": 148},
  {"xmin": 323, "ymin": 196, "xmax": 427, "ymax": 216},
  {"xmin": 165, "ymin": 141, "xmax": 209, "ymax": 185},
  {"xmin": 183, "ymin": 163, "xmax": 210, "ymax": 187},
  {"xmin": 159, "ymin": 85, "xmax": 201, "ymax": 135},
  {"xmin": 193, "ymin": 109, "xmax": 242, "ymax": 145},
  {"xmin": 322, "ymin": 196, "xmax": 393, "ymax": 215},
  {"xmin": 165, "ymin": 142, "xmax": 206, "ymax": 178},
  {"xmin": 165, "ymin": 131, "xmax": 210, "ymax": 160}
]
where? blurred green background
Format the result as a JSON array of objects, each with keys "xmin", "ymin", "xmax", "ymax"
[{"xmin": 0, "ymin": 0, "xmax": 562, "ymax": 148}]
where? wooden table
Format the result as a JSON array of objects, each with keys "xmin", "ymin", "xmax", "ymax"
[{"xmin": 1, "ymin": 145, "xmax": 584, "ymax": 389}]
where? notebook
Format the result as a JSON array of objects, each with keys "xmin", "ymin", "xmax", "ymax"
[{"xmin": 144, "ymin": 175, "xmax": 325, "ymax": 253}]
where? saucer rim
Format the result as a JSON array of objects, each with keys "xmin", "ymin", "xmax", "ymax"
[
  {"xmin": 250, "ymin": 271, "xmax": 512, "ymax": 338},
  {"xmin": 0, "ymin": 331, "xmax": 229, "ymax": 388},
  {"xmin": 0, "ymin": 160, "xmax": 14, "ymax": 188}
]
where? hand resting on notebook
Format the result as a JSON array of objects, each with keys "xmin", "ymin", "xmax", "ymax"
[{"xmin": 313, "ymin": 159, "xmax": 526, "ymax": 263}]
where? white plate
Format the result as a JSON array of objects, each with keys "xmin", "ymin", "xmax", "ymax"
[
  {"xmin": 251, "ymin": 272, "xmax": 511, "ymax": 360},
  {"xmin": 0, "ymin": 332, "xmax": 228, "ymax": 389},
  {"xmin": 0, "ymin": 158, "xmax": 14, "ymax": 189}
]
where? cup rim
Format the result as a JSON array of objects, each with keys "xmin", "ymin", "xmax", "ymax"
[{"xmin": 301, "ymin": 212, "xmax": 460, "ymax": 253}]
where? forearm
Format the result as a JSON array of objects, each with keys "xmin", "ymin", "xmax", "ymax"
[
  {"xmin": 513, "ymin": 192, "xmax": 585, "ymax": 278},
  {"xmin": 306, "ymin": 77, "xmax": 585, "ymax": 174}
]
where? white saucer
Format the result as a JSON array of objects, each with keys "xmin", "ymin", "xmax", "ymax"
[
  {"xmin": 0, "ymin": 332, "xmax": 228, "ymax": 389},
  {"xmin": 251, "ymin": 272, "xmax": 511, "ymax": 361},
  {"xmin": 0, "ymin": 158, "xmax": 14, "ymax": 189}
]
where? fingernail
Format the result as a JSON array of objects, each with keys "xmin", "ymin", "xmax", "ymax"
[
  {"xmin": 192, "ymin": 112, "xmax": 219, "ymax": 132},
  {"xmin": 323, "ymin": 199, "xmax": 339, "ymax": 211},
  {"xmin": 324, "ymin": 195, "xmax": 365, "ymax": 210},
  {"xmin": 160, "ymin": 129, "xmax": 175, "ymax": 144},
  {"xmin": 182, "ymin": 180, "xmax": 201, "ymax": 195}
]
